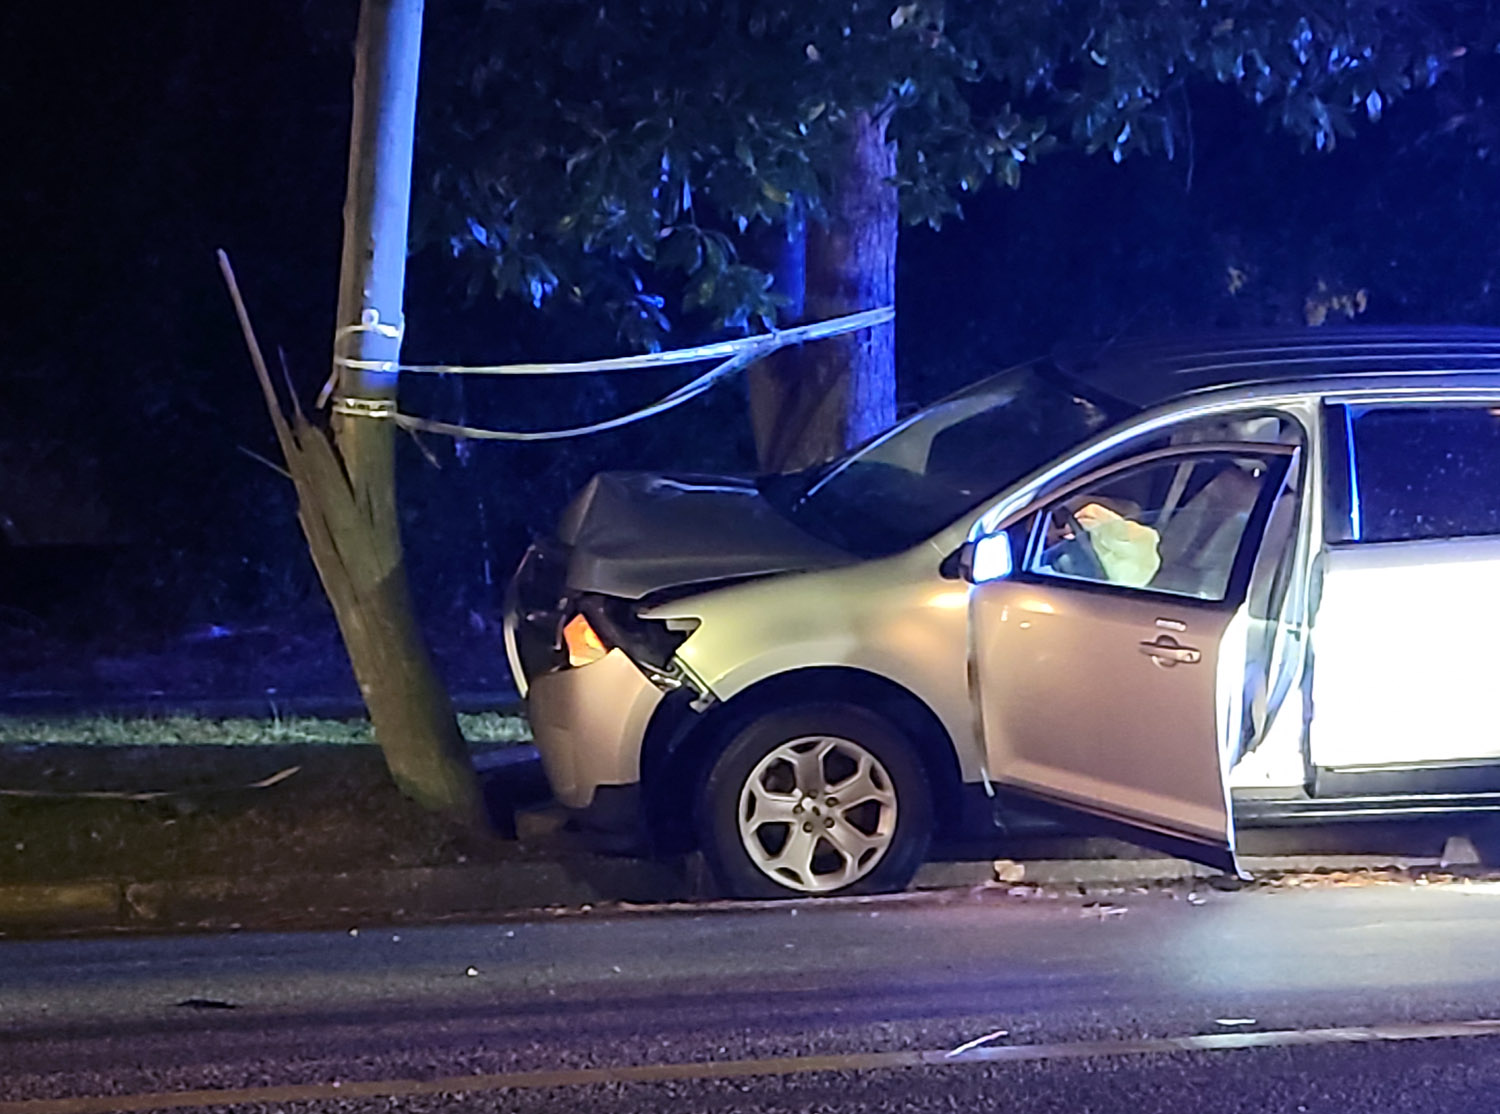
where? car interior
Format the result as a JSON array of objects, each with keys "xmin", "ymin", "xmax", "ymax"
[
  {"xmin": 1022, "ymin": 413, "xmax": 1311, "ymax": 767},
  {"xmin": 1028, "ymin": 414, "xmax": 1304, "ymax": 600}
]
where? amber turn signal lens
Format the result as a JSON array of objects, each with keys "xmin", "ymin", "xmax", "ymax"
[{"xmin": 562, "ymin": 612, "xmax": 609, "ymax": 667}]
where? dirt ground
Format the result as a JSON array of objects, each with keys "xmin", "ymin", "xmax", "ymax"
[{"xmin": 0, "ymin": 742, "xmax": 530, "ymax": 885}]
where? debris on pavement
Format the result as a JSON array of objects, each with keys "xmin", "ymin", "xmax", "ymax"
[
  {"xmin": 992, "ymin": 859, "xmax": 1026, "ymax": 883},
  {"xmin": 1082, "ymin": 901, "xmax": 1128, "ymax": 918},
  {"xmin": 946, "ymin": 1028, "xmax": 1011, "ymax": 1057}
]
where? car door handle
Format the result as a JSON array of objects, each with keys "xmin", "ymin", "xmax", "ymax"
[{"xmin": 1138, "ymin": 635, "xmax": 1201, "ymax": 666}]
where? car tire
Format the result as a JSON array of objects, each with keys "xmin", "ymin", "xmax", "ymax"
[{"xmin": 697, "ymin": 703, "xmax": 932, "ymax": 899}]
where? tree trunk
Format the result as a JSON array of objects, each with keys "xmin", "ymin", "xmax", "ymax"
[
  {"xmin": 301, "ymin": 0, "xmax": 484, "ymax": 826},
  {"xmin": 747, "ymin": 110, "xmax": 898, "ymax": 473}
]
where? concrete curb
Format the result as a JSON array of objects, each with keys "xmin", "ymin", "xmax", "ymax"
[
  {"xmin": 0, "ymin": 853, "xmax": 1461, "ymax": 934},
  {"xmin": 996, "ymin": 854, "xmax": 1446, "ymax": 886},
  {"xmin": 910, "ymin": 854, "xmax": 1447, "ymax": 890},
  {"xmin": 0, "ymin": 881, "xmax": 122, "ymax": 928},
  {"xmin": 0, "ymin": 856, "xmax": 693, "ymax": 933}
]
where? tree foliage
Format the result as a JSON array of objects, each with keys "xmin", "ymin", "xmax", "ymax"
[{"xmin": 419, "ymin": 0, "xmax": 1475, "ymax": 349}]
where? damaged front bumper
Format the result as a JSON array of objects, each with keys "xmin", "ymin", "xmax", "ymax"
[
  {"xmin": 524, "ymin": 647, "xmax": 665, "ymax": 809},
  {"xmin": 504, "ymin": 539, "xmax": 674, "ymax": 813}
]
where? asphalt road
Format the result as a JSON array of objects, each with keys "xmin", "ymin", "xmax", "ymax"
[{"xmin": 4, "ymin": 879, "xmax": 1500, "ymax": 1112}]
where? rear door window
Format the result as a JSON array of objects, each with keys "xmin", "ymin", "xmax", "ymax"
[{"xmin": 1346, "ymin": 406, "xmax": 1500, "ymax": 542}]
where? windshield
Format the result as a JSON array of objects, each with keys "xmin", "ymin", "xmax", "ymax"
[{"xmin": 761, "ymin": 364, "xmax": 1123, "ymax": 557}]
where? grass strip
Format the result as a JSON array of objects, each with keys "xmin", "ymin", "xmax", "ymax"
[{"xmin": 0, "ymin": 712, "xmax": 531, "ymax": 747}]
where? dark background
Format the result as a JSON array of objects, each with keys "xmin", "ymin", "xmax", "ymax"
[{"xmin": 4, "ymin": 2, "xmax": 1499, "ymax": 697}]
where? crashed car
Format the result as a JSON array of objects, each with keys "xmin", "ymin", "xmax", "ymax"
[{"xmin": 505, "ymin": 328, "xmax": 1500, "ymax": 898}]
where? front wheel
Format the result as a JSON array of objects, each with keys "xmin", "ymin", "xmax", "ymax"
[{"xmin": 697, "ymin": 704, "xmax": 932, "ymax": 899}]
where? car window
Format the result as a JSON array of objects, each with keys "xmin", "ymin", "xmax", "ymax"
[
  {"xmin": 1026, "ymin": 454, "xmax": 1284, "ymax": 602},
  {"xmin": 1348, "ymin": 406, "xmax": 1500, "ymax": 542},
  {"xmin": 759, "ymin": 365, "xmax": 1125, "ymax": 558}
]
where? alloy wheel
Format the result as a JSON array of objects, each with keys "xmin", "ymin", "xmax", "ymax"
[{"xmin": 736, "ymin": 734, "xmax": 898, "ymax": 893}]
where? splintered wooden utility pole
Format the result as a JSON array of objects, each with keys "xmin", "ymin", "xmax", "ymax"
[
  {"xmin": 326, "ymin": 0, "xmax": 483, "ymax": 825},
  {"xmin": 231, "ymin": 0, "xmax": 485, "ymax": 826}
]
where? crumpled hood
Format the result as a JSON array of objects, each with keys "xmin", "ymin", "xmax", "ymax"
[{"xmin": 556, "ymin": 471, "xmax": 854, "ymax": 599}]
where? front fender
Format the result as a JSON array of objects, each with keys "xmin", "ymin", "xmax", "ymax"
[{"xmin": 645, "ymin": 552, "xmax": 984, "ymax": 783}]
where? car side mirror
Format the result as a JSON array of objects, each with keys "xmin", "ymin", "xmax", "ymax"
[{"xmin": 946, "ymin": 531, "xmax": 1013, "ymax": 584}]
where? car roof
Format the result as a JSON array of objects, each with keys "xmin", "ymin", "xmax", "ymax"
[{"xmin": 1053, "ymin": 326, "xmax": 1500, "ymax": 409}]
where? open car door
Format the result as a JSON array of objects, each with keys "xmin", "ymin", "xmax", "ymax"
[{"xmin": 968, "ymin": 444, "xmax": 1297, "ymax": 875}]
